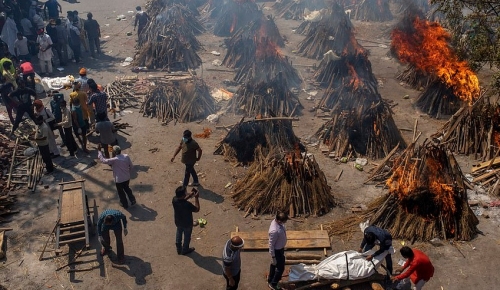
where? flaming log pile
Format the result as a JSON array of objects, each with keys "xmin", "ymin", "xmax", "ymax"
[
  {"xmin": 297, "ymin": 2, "xmax": 356, "ymax": 59},
  {"xmin": 232, "ymin": 147, "xmax": 334, "ymax": 217},
  {"xmin": 326, "ymin": 141, "xmax": 479, "ymax": 242},
  {"xmin": 396, "ymin": 64, "xmax": 433, "ymax": 89},
  {"xmin": 352, "ymin": 0, "xmax": 393, "ymax": 22},
  {"xmin": 295, "ymin": 8, "xmax": 327, "ymax": 35},
  {"xmin": 213, "ymin": 0, "xmax": 261, "ymax": 37},
  {"xmin": 134, "ymin": 5, "xmax": 203, "ymax": 70},
  {"xmin": 222, "ymin": 14, "xmax": 284, "ymax": 69},
  {"xmin": 214, "ymin": 119, "xmax": 301, "ymax": 165},
  {"xmin": 140, "ymin": 76, "xmax": 216, "ymax": 124},
  {"xmin": 272, "ymin": 0, "xmax": 328, "ymax": 20},
  {"xmin": 391, "ymin": 12, "xmax": 480, "ymax": 118},
  {"xmin": 432, "ymin": 95, "xmax": 500, "ymax": 161},
  {"xmin": 229, "ymin": 74, "xmax": 302, "ymax": 117}
]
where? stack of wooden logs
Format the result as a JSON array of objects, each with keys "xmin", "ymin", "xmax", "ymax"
[
  {"xmin": 416, "ymin": 81, "xmax": 464, "ymax": 118},
  {"xmin": 105, "ymin": 78, "xmax": 140, "ymax": 118},
  {"xmin": 273, "ymin": 0, "xmax": 328, "ymax": 20},
  {"xmin": 352, "ymin": 0, "xmax": 393, "ymax": 22},
  {"xmin": 213, "ymin": 0, "xmax": 261, "ymax": 37},
  {"xmin": 140, "ymin": 76, "xmax": 216, "ymax": 123},
  {"xmin": 471, "ymin": 157, "xmax": 500, "ymax": 196}
]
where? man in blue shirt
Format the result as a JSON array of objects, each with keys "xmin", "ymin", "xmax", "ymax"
[
  {"xmin": 358, "ymin": 225, "xmax": 393, "ymax": 275},
  {"xmin": 43, "ymin": 0, "xmax": 62, "ymax": 20},
  {"xmin": 222, "ymin": 236, "xmax": 244, "ymax": 290},
  {"xmin": 97, "ymin": 209, "xmax": 128, "ymax": 264}
]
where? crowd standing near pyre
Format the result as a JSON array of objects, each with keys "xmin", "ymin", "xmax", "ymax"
[{"xmin": 0, "ymin": 1, "xmax": 441, "ymax": 290}]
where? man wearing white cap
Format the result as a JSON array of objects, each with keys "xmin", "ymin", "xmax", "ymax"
[
  {"xmin": 97, "ymin": 144, "xmax": 136, "ymax": 208},
  {"xmin": 222, "ymin": 236, "xmax": 244, "ymax": 290}
]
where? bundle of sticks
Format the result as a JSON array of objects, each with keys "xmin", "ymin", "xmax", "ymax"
[
  {"xmin": 146, "ymin": 0, "xmax": 201, "ymax": 19},
  {"xmin": 327, "ymin": 141, "xmax": 479, "ymax": 242},
  {"xmin": 415, "ymin": 81, "xmax": 464, "ymax": 118},
  {"xmin": 352, "ymin": 0, "xmax": 393, "ymax": 22},
  {"xmin": 314, "ymin": 50, "xmax": 372, "ymax": 89},
  {"xmin": 396, "ymin": 65, "xmax": 433, "ymax": 90},
  {"xmin": 296, "ymin": 2, "xmax": 356, "ymax": 59},
  {"xmin": 140, "ymin": 77, "xmax": 216, "ymax": 123},
  {"xmin": 222, "ymin": 14, "xmax": 284, "ymax": 69},
  {"xmin": 431, "ymin": 94, "xmax": 500, "ymax": 160},
  {"xmin": 232, "ymin": 147, "xmax": 335, "ymax": 217},
  {"xmin": 272, "ymin": 0, "xmax": 328, "ymax": 20},
  {"xmin": 470, "ymin": 154, "xmax": 500, "ymax": 196},
  {"xmin": 105, "ymin": 79, "xmax": 140, "ymax": 118},
  {"xmin": 214, "ymin": 118, "xmax": 302, "ymax": 165},
  {"xmin": 229, "ymin": 75, "xmax": 302, "ymax": 117},
  {"xmin": 213, "ymin": 0, "xmax": 261, "ymax": 37},
  {"xmin": 315, "ymin": 102, "xmax": 406, "ymax": 159}
]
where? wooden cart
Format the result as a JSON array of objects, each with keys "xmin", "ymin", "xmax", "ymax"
[{"xmin": 55, "ymin": 180, "xmax": 98, "ymax": 253}]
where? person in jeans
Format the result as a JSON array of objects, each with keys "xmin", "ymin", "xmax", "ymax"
[
  {"xmin": 222, "ymin": 236, "xmax": 244, "ymax": 290},
  {"xmin": 172, "ymin": 186, "xmax": 200, "ymax": 255},
  {"xmin": 171, "ymin": 130, "xmax": 202, "ymax": 187},
  {"xmin": 95, "ymin": 112, "xmax": 117, "ymax": 158},
  {"xmin": 56, "ymin": 99, "xmax": 78, "ymax": 157},
  {"xmin": 30, "ymin": 115, "xmax": 54, "ymax": 174},
  {"xmin": 97, "ymin": 144, "xmax": 136, "ymax": 208},
  {"xmin": 268, "ymin": 212, "xmax": 288, "ymax": 290},
  {"xmin": 97, "ymin": 209, "xmax": 128, "ymax": 264}
]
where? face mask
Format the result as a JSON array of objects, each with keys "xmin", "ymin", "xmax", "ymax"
[
  {"xmin": 182, "ymin": 137, "xmax": 188, "ymax": 143},
  {"xmin": 74, "ymin": 105, "xmax": 80, "ymax": 108}
]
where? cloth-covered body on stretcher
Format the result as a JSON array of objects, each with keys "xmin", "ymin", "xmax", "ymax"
[{"xmin": 288, "ymin": 247, "xmax": 395, "ymax": 282}]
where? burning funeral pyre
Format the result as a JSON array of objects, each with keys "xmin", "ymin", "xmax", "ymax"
[
  {"xmin": 326, "ymin": 141, "xmax": 479, "ymax": 242},
  {"xmin": 213, "ymin": 0, "xmax": 261, "ymax": 37},
  {"xmin": 349, "ymin": 0, "xmax": 393, "ymax": 22},
  {"xmin": 228, "ymin": 74, "xmax": 302, "ymax": 117},
  {"xmin": 133, "ymin": 5, "xmax": 203, "ymax": 70},
  {"xmin": 272, "ymin": 0, "xmax": 328, "ymax": 20},
  {"xmin": 140, "ymin": 76, "xmax": 216, "ymax": 124},
  {"xmin": 232, "ymin": 147, "xmax": 335, "ymax": 217},
  {"xmin": 214, "ymin": 119, "xmax": 301, "ymax": 165},
  {"xmin": 391, "ymin": 12, "xmax": 480, "ymax": 118}
]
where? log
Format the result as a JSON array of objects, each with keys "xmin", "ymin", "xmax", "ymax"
[
  {"xmin": 0, "ymin": 231, "xmax": 5, "ymax": 259},
  {"xmin": 285, "ymin": 259, "xmax": 321, "ymax": 265},
  {"xmin": 6, "ymin": 138, "xmax": 19, "ymax": 188},
  {"xmin": 286, "ymin": 253, "xmax": 324, "ymax": 260}
]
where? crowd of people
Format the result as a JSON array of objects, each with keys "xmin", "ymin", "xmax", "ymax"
[{"xmin": 0, "ymin": 0, "xmax": 102, "ymax": 75}]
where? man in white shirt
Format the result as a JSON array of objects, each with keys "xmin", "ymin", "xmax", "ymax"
[
  {"xmin": 36, "ymin": 28, "xmax": 54, "ymax": 74},
  {"xmin": 14, "ymin": 32, "xmax": 31, "ymax": 61}
]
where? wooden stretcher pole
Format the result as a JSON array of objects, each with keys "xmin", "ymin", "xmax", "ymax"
[{"xmin": 39, "ymin": 218, "xmax": 60, "ymax": 261}]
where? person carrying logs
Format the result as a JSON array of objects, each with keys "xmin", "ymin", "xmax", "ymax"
[
  {"xmin": 268, "ymin": 212, "xmax": 288, "ymax": 290},
  {"xmin": 171, "ymin": 130, "xmax": 202, "ymax": 187},
  {"xmin": 391, "ymin": 246, "xmax": 434, "ymax": 290},
  {"xmin": 358, "ymin": 225, "xmax": 394, "ymax": 275}
]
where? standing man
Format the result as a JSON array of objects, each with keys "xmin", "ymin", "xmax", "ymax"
[
  {"xmin": 222, "ymin": 236, "xmax": 244, "ymax": 290},
  {"xmin": 172, "ymin": 186, "xmax": 199, "ymax": 255},
  {"xmin": 84, "ymin": 12, "xmax": 101, "ymax": 58},
  {"xmin": 391, "ymin": 246, "xmax": 434, "ymax": 290},
  {"xmin": 14, "ymin": 32, "xmax": 30, "ymax": 61},
  {"xmin": 55, "ymin": 18, "xmax": 68, "ymax": 66},
  {"xmin": 56, "ymin": 99, "xmax": 78, "ymax": 157},
  {"xmin": 36, "ymin": 28, "xmax": 53, "ymax": 75},
  {"xmin": 87, "ymin": 80, "xmax": 108, "ymax": 118},
  {"xmin": 171, "ymin": 130, "xmax": 202, "ymax": 187},
  {"xmin": 68, "ymin": 20, "xmax": 81, "ymax": 63},
  {"xmin": 19, "ymin": 60, "xmax": 36, "ymax": 90},
  {"xmin": 71, "ymin": 97, "xmax": 89, "ymax": 153},
  {"xmin": 134, "ymin": 6, "xmax": 149, "ymax": 41},
  {"xmin": 9, "ymin": 79, "xmax": 37, "ymax": 135},
  {"xmin": 97, "ymin": 144, "xmax": 136, "ymax": 209},
  {"xmin": 0, "ymin": 81, "xmax": 15, "ymax": 124},
  {"xmin": 97, "ymin": 209, "xmax": 128, "ymax": 264},
  {"xmin": 73, "ymin": 10, "xmax": 89, "ymax": 53},
  {"xmin": 358, "ymin": 225, "xmax": 393, "ymax": 275},
  {"xmin": 268, "ymin": 212, "xmax": 288, "ymax": 290},
  {"xmin": 95, "ymin": 112, "xmax": 117, "ymax": 158},
  {"xmin": 49, "ymin": 91, "xmax": 66, "ymax": 146},
  {"xmin": 75, "ymin": 68, "xmax": 89, "ymax": 93},
  {"xmin": 43, "ymin": 0, "xmax": 62, "ymax": 20},
  {"xmin": 29, "ymin": 115, "xmax": 54, "ymax": 174}
]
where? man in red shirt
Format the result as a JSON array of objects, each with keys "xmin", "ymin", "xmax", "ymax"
[{"xmin": 392, "ymin": 246, "xmax": 434, "ymax": 290}]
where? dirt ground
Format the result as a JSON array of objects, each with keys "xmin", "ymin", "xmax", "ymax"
[{"xmin": 1, "ymin": 1, "xmax": 500, "ymax": 289}]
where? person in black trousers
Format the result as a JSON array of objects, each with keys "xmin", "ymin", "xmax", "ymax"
[
  {"xmin": 56, "ymin": 100, "xmax": 78, "ymax": 156},
  {"xmin": 9, "ymin": 79, "xmax": 37, "ymax": 136},
  {"xmin": 30, "ymin": 115, "xmax": 54, "ymax": 174}
]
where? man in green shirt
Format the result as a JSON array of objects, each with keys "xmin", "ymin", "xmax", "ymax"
[{"xmin": 171, "ymin": 130, "xmax": 203, "ymax": 187}]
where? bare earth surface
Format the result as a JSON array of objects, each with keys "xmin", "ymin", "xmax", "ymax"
[{"xmin": 1, "ymin": 1, "xmax": 500, "ymax": 290}]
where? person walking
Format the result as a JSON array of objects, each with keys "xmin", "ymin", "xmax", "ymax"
[
  {"xmin": 36, "ymin": 28, "xmax": 53, "ymax": 75},
  {"xmin": 171, "ymin": 130, "xmax": 202, "ymax": 187},
  {"xmin": 14, "ymin": 32, "xmax": 30, "ymax": 61},
  {"xmin": 134, "ymin": 6, "xmax": 149, "ymax": 40},
  {"xmin": 268, "ymin": 212, "xmax": 288, "ymax": 290},
  {"xmin": 97, "ymin": 209, "xmax": 128, "ymax": 264},
  {"xmin": 391, "ymin": 246, "xmax": 434, "ymax": 290},
  {"xmin": 358, "ymin": 225, "xmax": 394, "ymax": 275},
  {"xmin": 172, "ymin": 186, "xmax": 199, "ymax": 255},
  {"xmin": 84, "ymin": 12, "xmax": 101, "ymax": 58},
  {"xmin": 56, "ymin": 99, "xmax": 77, "ymax": 156},
  {"xmin": 9, "ymin": 79, "xmax": 37, "ymax": 135},
  {"xmin": 97, "ymin": 144, "xmax": 136, "ymax": 208},
  {"xmin": 95, "ymin": 112, "xmax": 117, "ymax": 158},
  {"xmin": 29, "ymin": 115, "xmax": 54, "ymax": 174},
  {"xmin": 222, "ymin": 236, "xmax": 244, "ymax": 290}
]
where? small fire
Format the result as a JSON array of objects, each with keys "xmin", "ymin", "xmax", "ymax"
[
  {"xmin": 493, "ymin": 132, "xmax": 500, "ymax": 148},
  {"xmin": 391, "ymin": 16, "xmax": 480, "ymax": 104},
  {"xmin": 230, "ymin": 15, "xmax": 237, "ymax": 34},
  {"xmin": 346, "ymin": 63, "xmax": 361, "ymax": 89},
  {"xmin": 255, "ymin": 37, "xmax": 282, "ymax": 59},
  {"xmin": 194, "ymin": 128, "xmax": 212, "ymax": 139}
]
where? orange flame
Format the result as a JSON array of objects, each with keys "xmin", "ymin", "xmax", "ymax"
[
  {"xmin": 230, "ymin": 15, "xmax": 237, "ymax": 34},
  {"xmin": 391, "ymin": 17, "xmax": 480, "ymax": 104},
  {"xmin": 346, "ymin": 63, "xmax": 361, "ymax": 89},
  {"xmin": 255, "ymin": 36, "xmax": 282, "ymax": 59}
]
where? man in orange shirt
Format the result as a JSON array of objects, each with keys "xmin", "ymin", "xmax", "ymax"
[{"xmin": 391, "ymin": 246, "xmax": 434, "ymax": 290}]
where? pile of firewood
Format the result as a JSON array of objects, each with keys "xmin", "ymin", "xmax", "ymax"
[
  {"xmin": 232, "ymin": 148, "xmax": 335, "ymax": 217},
  {"xmin": 314, "ymin": 51, "xmax": 371, "ymax": 89},
  {"xmin": 105, "ymin": 78, "xmax": 140, "ymax": 118},
  {"xmin": 470, "ymin": 154, "xmax": 500, "ymax": 195},
  {"xmin": 229, "ymin": 75, "xmax": 302, "ymax": 117},
  {"xmin": 396, "ymin": 65, "xmax": 433, "ymax": 90},
  {"xmin": 393, "ymin": 0, "xmax": 431, "ymax": 14},
  {"xmin": 199, "ymin": 0, "xmax": 224, "ymax": 20},
  {"xmin": 352, "ymin": 0, "xmax": 393, "ymax": 22},
  {"xmin": 273, "ymin": 0, "xmax": 328, "ymax": 20},
  {"xmin": 431, "ymin": 95, "xmax": 500, "ymax": 160},
  {"xmin": 326, "ymin": 141, "xmax": 479, "ymax": 242},
  {"xmin": 296, "ymin": 2, "xmax": 356, "ymax": 59},
  {"xmin": 146, "ymin": 0, "xmax": 201, "ymax": 18},
  {"xmin": 222, "ymin": 14, "xmax": 284, "ymax": 69},
  {"xmin": 140, "ymin": 77, "xmax": 216, "ymax": 123},
  {"xmin": 214, "ymin": 118, "xmax": 302, "ymax": 165},
  {"xmin": 213, "ymin": 0, "xmax": 261, "ymax": 37},
  {"xmin": 416, "ymin": 81, "xmax": 463, "ymax": 118}
]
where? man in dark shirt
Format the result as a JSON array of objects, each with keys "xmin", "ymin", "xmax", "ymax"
[
  {"xmin": 134, "ymin": 6, "xmax": 149, "ymax": 40},
  {"xmin": 43, "ymin": 0, "xmax": 62, "ymax": 20},
  {"xmin": 97, "ymin": 209, "xmax": 128, "ymax": 264},
  {"xmin": 171, "ymin": 130, "xmax": 203, "ymax": 187},
  {"xmin": 358, "ymin": 225, "xmax": 394, "ymax": 275},
  {"xmin": 9, "ymin": 79, "xmax": 37, "ymax": 135},
  {"xmin": 84, "ymin": 12, "xmax": 101, "ymax": 58},
  {"xmin": 0, "ymin": 81, "xmax": 15, "ymax": 123},
  {"xmin": 172, "ymin": 186, "xmax": 200, "ymax": 255}
]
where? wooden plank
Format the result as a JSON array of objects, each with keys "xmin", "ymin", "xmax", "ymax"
[
  {"xmin": 58, "ymin": 236, "xmax": 86, "ymax": 245},
  {"xmin": 241, "ymin": 239, "xmax": 330, "ymax": 249},
  {"xmin": 472, "ymin": 168, "xmax": 500, "ymax": 182},
  {"xmin": 231, "ymin": 230, "xmax": 329, "ymax": 240},
  {"xmin": 60, "ymin": 188, "xmax": 84, "ymax": 224},
  {"xmin": 59, "ymin": 230, "xmax": 86, "ymax": 239},
  {"xmin": 472, "ymin": 157, "xmax": 500, "ymax": 173},
  {"xmin": 231, "ymin": 230, "xmax": 330, "ymax": 250}
]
